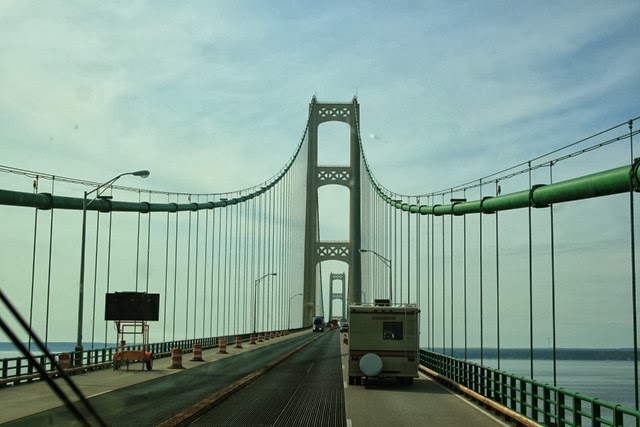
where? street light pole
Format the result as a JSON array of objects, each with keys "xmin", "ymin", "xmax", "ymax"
[
  {"xmin": 75, "ymin": 170, "xmax": 150, "ymax": 365},
  {"xmin": 358, "ymin": 249, "xmax": 392, "ymax": 303},
  {"xmin": 288, "ymin": 293, "xmax": 302, "ymax": 329},
  {"xmin": 253, "ymin": 273, "xmax": 277, "ymax": 334}
]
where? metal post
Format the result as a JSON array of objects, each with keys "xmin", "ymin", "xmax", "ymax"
[
  {"xmin": 288, "ymin": 293, "xmax": 302, "ymax": 329},
  {"xmin": 75, "ymin": 170, "xmax": 149, "ymax": 366},
  {"xmin": 359, "ymin": 249, "xmax": 392, "ymax": 303},
  {"xmin": 253, "ymin": 273, "xmax": 276, "ymax": 333}
]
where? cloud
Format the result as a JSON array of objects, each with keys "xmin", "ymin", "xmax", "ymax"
[{"xmin": 1, "ymin": 1, "xmax": 639, "ymax": 350}]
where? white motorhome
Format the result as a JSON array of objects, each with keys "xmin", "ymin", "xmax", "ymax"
[{"xmin": 348, "ymin": 299, "xmax": 419, "ymax": 386}]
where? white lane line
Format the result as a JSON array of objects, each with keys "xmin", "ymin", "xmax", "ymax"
[
  {"xmin": 87, "ymin": 390, "xmax": 112, "ymax": 398},
  {"xmin": 418, "ymin": 372, "xmax": 512, "ymax": 427}
]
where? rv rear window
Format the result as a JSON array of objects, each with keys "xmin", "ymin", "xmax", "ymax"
[{"xmin": 383, "ymin": 321, "xmax": 403, "ymax": 340}]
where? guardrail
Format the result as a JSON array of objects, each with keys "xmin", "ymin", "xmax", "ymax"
[
  {"xmin": 420, "ymin": 349, "xmax": 640, "ymax": 427},
  {"xmin": 0, "ymin": 330, "xmax": 301, "ymax": 387}
]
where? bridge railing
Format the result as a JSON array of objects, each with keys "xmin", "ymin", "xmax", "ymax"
[
  {"xmin": 1, "ymin": 329, "xmax": 301, "ymax": 388},
  {"xmin": 421, "ymin": 349, "xmax": 640, "ymax": 427}
]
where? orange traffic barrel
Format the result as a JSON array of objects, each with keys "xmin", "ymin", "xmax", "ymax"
[
  {"xmin": 270, "ymin": 331, "xmax": 275, "ymax": 339},
  {"xmin": 257, "ymin": 333, "xmax": 264, "ymax": 342},
  {"xmin": 250, "ymin": 334, "xmax": 257, "ymax": 345},
  {"xmin": 58, "ymin": 352, "xmax": 71, "ymax": 370},
  {"xmin": 168, "ymin": 347, "xmax": 185, "ymax": 369},
  {"xmin": 191, "ymin": 344, "xmax": 204, "ymax": 362},
  {"xmin": 235, "ymin": 336, "xmax": 243, "ymax": 349},
  {"xmin": 217, "ymin": 338, "xmax": 228, "ymax": 354}
]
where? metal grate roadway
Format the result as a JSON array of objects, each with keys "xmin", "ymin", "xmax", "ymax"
[{"xmin": 192, "ymin": 331, "xmax": 346, "ymax": 426}]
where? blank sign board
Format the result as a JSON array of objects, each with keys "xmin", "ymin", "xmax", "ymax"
[{"xmin": 104, "ymin": 292, "xmax": 160, "ymax": 321}]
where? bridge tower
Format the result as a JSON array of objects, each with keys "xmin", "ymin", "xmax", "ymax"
[
  {"xmin": 328, "ymin": 272, "xmax": 347, "ymax": 322},
  {"xmin": 303, "ymin": 97, "xmax": 362, "ymax": 326}
]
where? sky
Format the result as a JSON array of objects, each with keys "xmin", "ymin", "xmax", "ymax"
[{"xmin": 1, "ymin": 1, "xmax": 639, "ymax": 349}]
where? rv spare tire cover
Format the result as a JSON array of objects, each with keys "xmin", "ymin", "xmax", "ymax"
[{"xmin": 359, "ymin": 353, "xmax": 383, "ymax": 377}]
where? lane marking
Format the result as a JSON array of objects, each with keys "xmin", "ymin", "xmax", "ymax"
[
  {"xmin": 87, "ymin": 390, "xmax": 112, "ymax": 398},
  {"xmin": 418, "ymin": 372, "xmax": 511, "ymax": 427}
]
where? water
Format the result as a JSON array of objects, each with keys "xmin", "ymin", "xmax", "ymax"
[
  {"xmin": 469, "ymin": 358, "xmax": 637, "ymax": 410},
  {"xmin": 0, "ymin": 341, "xmax": 114, "ymax": 360}
]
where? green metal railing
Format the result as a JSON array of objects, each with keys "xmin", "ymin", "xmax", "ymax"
[
  {"xmin": 421, "ymin": 349, "xmax": 640, "ymax": 426},
  {"xmin": 0, "ymin": 330, "xmax": 301, "ymax": 387}
]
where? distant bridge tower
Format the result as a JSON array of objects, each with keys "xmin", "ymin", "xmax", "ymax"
[
  {"xmin": 328, "ymin": 273, "xmax": 347, "ymax": 322},
  {"xmin": 303, "ymin": 97, "xmax": 362, "ymax": 326}
]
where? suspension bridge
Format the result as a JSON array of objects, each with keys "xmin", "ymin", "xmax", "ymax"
[{"xmin": 1, "ymin": 97, "xmax": 640, "ymax": 426}]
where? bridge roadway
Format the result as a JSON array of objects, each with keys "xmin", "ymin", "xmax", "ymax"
[{"xmin": 1, "ymin": 330, "xmax": 510, "ymax": 426}]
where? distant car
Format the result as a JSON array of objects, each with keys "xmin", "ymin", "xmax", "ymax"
[
  {"xmin": 340, "ymin": 322, "xmax": 349, "ymax": 333},
  {"xmin": 312, "ymin": 315, "xmax": 325, "ymax": 332}
]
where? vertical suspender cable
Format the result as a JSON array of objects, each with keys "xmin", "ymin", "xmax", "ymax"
[
  {"xmin": 244, "ymin": 196, "xmax": 250, "ymax": 332},
  {"xmin": 163, "ymin": 195, "xmax": 170, "ymax": 342},
  {"xmin": 28, "ymin": 176, "xmax": 39, "ymax": 352},
  {"xmin": 261, "ymin": 191, "xmax": 267, "ymax": 331},
  {"xmin": 172, "ymin": 202, "xmax": 179, "ymax": 341},
  {"xmin": 216, "ymin": 201, "xmax": 223, "ymax": 337},
  {"xmin": 407, "ymin": 203, "xmax": 411, "ymax": 304},
  {"xmin": 442, "ymin": 194, "xmax": 446, "ymax": 353},
  {"xmin": 235, "ymin": 195, "xmax": 241, "ymax": 333},
  {"xmin": 193, "ymin": 199, "xmax": 200, "ymax": 337},
  {"xmin": 367, "ymin": 184, "xmax": 372, "ymax": 293},
  {"xmin": 378, "ymin": 193, "xmax": 382, "ymax": 298},
  {"xmin": 425, "ymin": 195, "xmax": 429, "ymax": 348},
  {"xmin": 223, "ymin": 203, "xmax": 230, "ymax": 336},
  {"xmin": 203, "ymin": 197, "xmax": 209, "ymax": 338},
  {"xmin": 463, "ymin": 190, "xmax": 468, "ymax": 361},
  {"xmin": 400, "ymin": 198, "xmax": 404, "ymax": 304},
  {"xmin": 389, "ymin": 200, "xmax": 393, "ymax": 302},
  {"xmin": 450, "ymin": 192, "xmax": 454, "ymax": 356},
  {"xmin": 480, "ymin": 179, "xmax": 484, "ymax": 365},
  {"xmin": 210, "ymin": 206, "xmax": 217, "ymax": 337},
  {"xmin": 270, "ymin": 187, "xmax": 282, "ymax": 330},
  {"xmin": 229, "ymin": 202, "xmax": 236, "ymax": 334},
  {"xmin": 228, "ymin": 200, "xmax": 235, "ymax": 334},
  {"xmin": 407, "ymin": 206, "xmax": 411, "ymax": 304},
  {"xmin": 416, "ymin": 197, "xmax": 420, "ymax": 309},
  {"xmin": 104, "ymin": 211, "xmax": 113, "ymax": 348},
  {"xmin": 135, "ymin": 193, "xmax": 141, "ymax": 292},
  {"xmin": 279, "ymin": 183, "xmax": 285, "ymax": 327},
  {"xmin": 185, "ymin": 207, "xmax": 192, "ymax": 338},
  {"xmin": 431, "ymin": 196, "xmax": 435, "ymax": 350},
  {"xmin": 628, "ymin": 119, "xmax": 639, "ymax": 411},
  {"xmin": 394, "ymin": 201, "xmax": 398, "ymax": 303},
  {"xmin": 270, "ymin": 188, "xmax": 276, "ymax": 330},
  {"xmin": 267, "ymin": 188, "xmax": 273, "ymax": 330},
  {"xmin": 549, "ymin": 163, "xmax": 557, "ymax": 387},
  {"xmin": 495, "ymin": 182, "xmax": 501, "ymax": 370},
  {"xmin": 368, "ymin": 179, "xmax": 372, "ymax": 294},
  {"xmin": 528, "ymin": 162, "xmax": 534, "ymax": 379},
  {"xmin": 146, "ymin": 192, "xmax": 151, "ymax": 293},
  {"xmin": 90, "ymin": 211, "xmax": 100, "ymax": 348},
  {"xmin": 45, "ymin": 177, "xmax": 55, "ymax": 346},
  {"xmin": 251, "ymin": 194, "xmax": 257, "ymax": 333}
]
